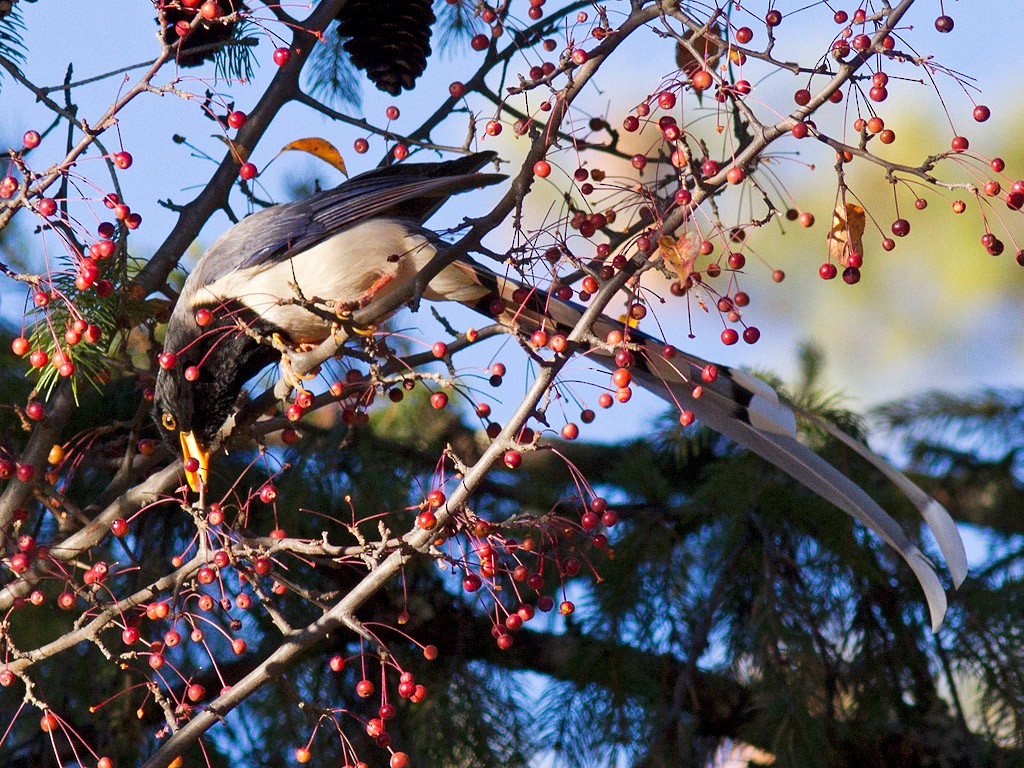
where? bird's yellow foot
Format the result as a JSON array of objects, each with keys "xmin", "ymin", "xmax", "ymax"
[{"xmin": 273, "ymin": 333, "xmax": 318, "ymax": 390}]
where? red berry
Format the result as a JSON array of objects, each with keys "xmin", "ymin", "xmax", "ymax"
[
  {"xmin": 239, "ymin": 163, "xmax": 258, "ymax": 180},
  {"xmin": 23, "ymin": 130, "xmax": 41, "ymax": 149},
  {"xmin": 40, "ymin": 712, "xmax": 58, "ymax": 733},
  {"xmin": 503, "ymin": 450, "xmax": 522, "ymax": 469},
  {"xmin": 533, "ymin": 159, "xmax": 551, "ymax": 178},
  {"xmin": 113, "ymin": 151, "xmax": 133, "ymax": 169},
  {"xmin": 735, "ymin": 26, "xmax": 753, "ymax": 44},
  {"xmin": 37, "ymin": 197, "xmax": 57, "ymax": 217},
  {"xmin": 385, "ymin": 105, "xmax": 400, "ymax": 120},
  {"xmin": 259, "ymin": 484, "xmax": 278, "ymax": 503},
  {"xmin": 765, "ymin": 9, "xmax": 782, "ymax": 26},
  {"xmin": 430, "ymin": 392, "xmax": 449, "ymax": 409},
  {"xmin": 354, "ymin": 138, "xmax": 369, "ymax": 153},
  {"xmin": 891, "ymin": 218, "xmax": 910, "ymax": 237},
  {"xmin": 431, "ymin": 341, "xmax": 447, "ymax": 358},
  {"xmin": 111, "ymin": 518, "xmax": 129, "ymax": 537},
  {"xmin": 227, "ymin": 110, "xmax": 247, "ymax": 129},
  {"xmin": 470, "ymin": 33, "xmax": 489, "ymax": 51},
  {"xmin": 393, "ymin": 144, "xmax": 409, "ymax": 160},
  {"xmin": 720, "ymin": 328, "xmax": 739, "ymax": 346},
  {"xmin": 273, "ymin": 48, "xmax": 291, "ymax": 66},
  {"xmin": 416, "ymin": 511, "xmax": 437, "ymax": 530},
  {"xmin": 200, "ymin": 1, "xmax": 222, "ymax": 19},
  {"xmin": 934, "ymin": 15, "xmax": 954, "ymax": 33},
  {"xmin": 692, "ymin": 70, "xmax": 713, "ymax": 90},
  {"xmin": 950, "ymin": 136, "xmax": 969, "ymax": 152},
  {"xmin": 973, "ymin": 105, "xmax": 991, "ymax": 122}
]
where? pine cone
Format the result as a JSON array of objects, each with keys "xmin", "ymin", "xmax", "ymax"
[{"xmin": 336, "ymin": 0, "xmax": 436, "ymax": 95}]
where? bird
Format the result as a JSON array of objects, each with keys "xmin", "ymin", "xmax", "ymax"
[{"xmin": 153, "ymin": 150, "xmax": 967, "ymax": 630}]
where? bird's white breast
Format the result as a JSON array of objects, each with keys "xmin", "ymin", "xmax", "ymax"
[{"xmin": 193, "ymin": 219, "xmax": 441, "ymax": 342}]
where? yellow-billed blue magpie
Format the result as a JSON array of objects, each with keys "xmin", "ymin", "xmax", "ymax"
[{"xmin": 153, "ymin": 150, "xmax": 967, "ymax": 629}]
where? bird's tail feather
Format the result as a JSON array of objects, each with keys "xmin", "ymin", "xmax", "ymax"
[{"xmin": 436, "ymin": 257, "xmax": 964, "ymax": 630}]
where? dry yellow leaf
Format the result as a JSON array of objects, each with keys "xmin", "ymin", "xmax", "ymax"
[
  {"xmin": 827, "ymin": 202, "xmax": 866, "ymax": 263},
  {"xmin": 212, "ymin": 134, "xmax": 250, "ymax": 164},
  {"xmin": 658, "ymin": 234, "xmax": 699, "ymax": 283},
  {"xmin": 279, "ymin": 137, "xmax": 348, "ymax": 176}
]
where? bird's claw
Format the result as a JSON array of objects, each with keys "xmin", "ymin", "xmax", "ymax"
[{"xmin": 272, "ymin": 333, "xmax": 318, "ymax": 392}]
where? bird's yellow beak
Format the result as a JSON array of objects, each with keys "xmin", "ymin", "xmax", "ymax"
[{"xmin": 179, "ymin": 431, "xmax": 210, "ymax": 492}]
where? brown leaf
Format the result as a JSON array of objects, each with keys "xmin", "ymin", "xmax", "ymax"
[
  {"xmin": 827, "ymin": 202, "xmax": 866, "ymax": 263},
  {"xmin": 675, "ymin": 23, "xmax": 722, "ymax": 74},
  {"xmin": 279, "ymin": 137, "xmax": 348, "ymax": 177}
]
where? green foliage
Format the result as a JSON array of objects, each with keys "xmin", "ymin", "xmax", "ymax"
[
  {"xmin": 5, "ymin": 361, "xmax": 1024, "ymax": 767},
  {"xmin": 306, "ymin": 20, "xmax": 364, "ymax": 108},
  {"xmin": 213, "ymin": 15, "xmax": 256, "ymax": 83},
  {"xmin": 0, "ymin": 0, "xmax": 27, "ymax": 92},
  {"xmin": 433, "ymin": 0, "xmax": 476, "ymax": 53}
]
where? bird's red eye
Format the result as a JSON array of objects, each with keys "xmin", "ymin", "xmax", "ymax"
[{"xmin": 161, "ymin": 413, "xmax": 177, "ymax": 431}]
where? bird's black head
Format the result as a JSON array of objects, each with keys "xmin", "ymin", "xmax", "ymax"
[{"xmin": 153, "ymin": 305, "xmax": 278, "ymax": 490}]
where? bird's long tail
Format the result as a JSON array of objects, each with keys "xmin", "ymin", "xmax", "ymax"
[{"xmin": 433, "ymin": 257, "xmax": 967, "ymax": 631}]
